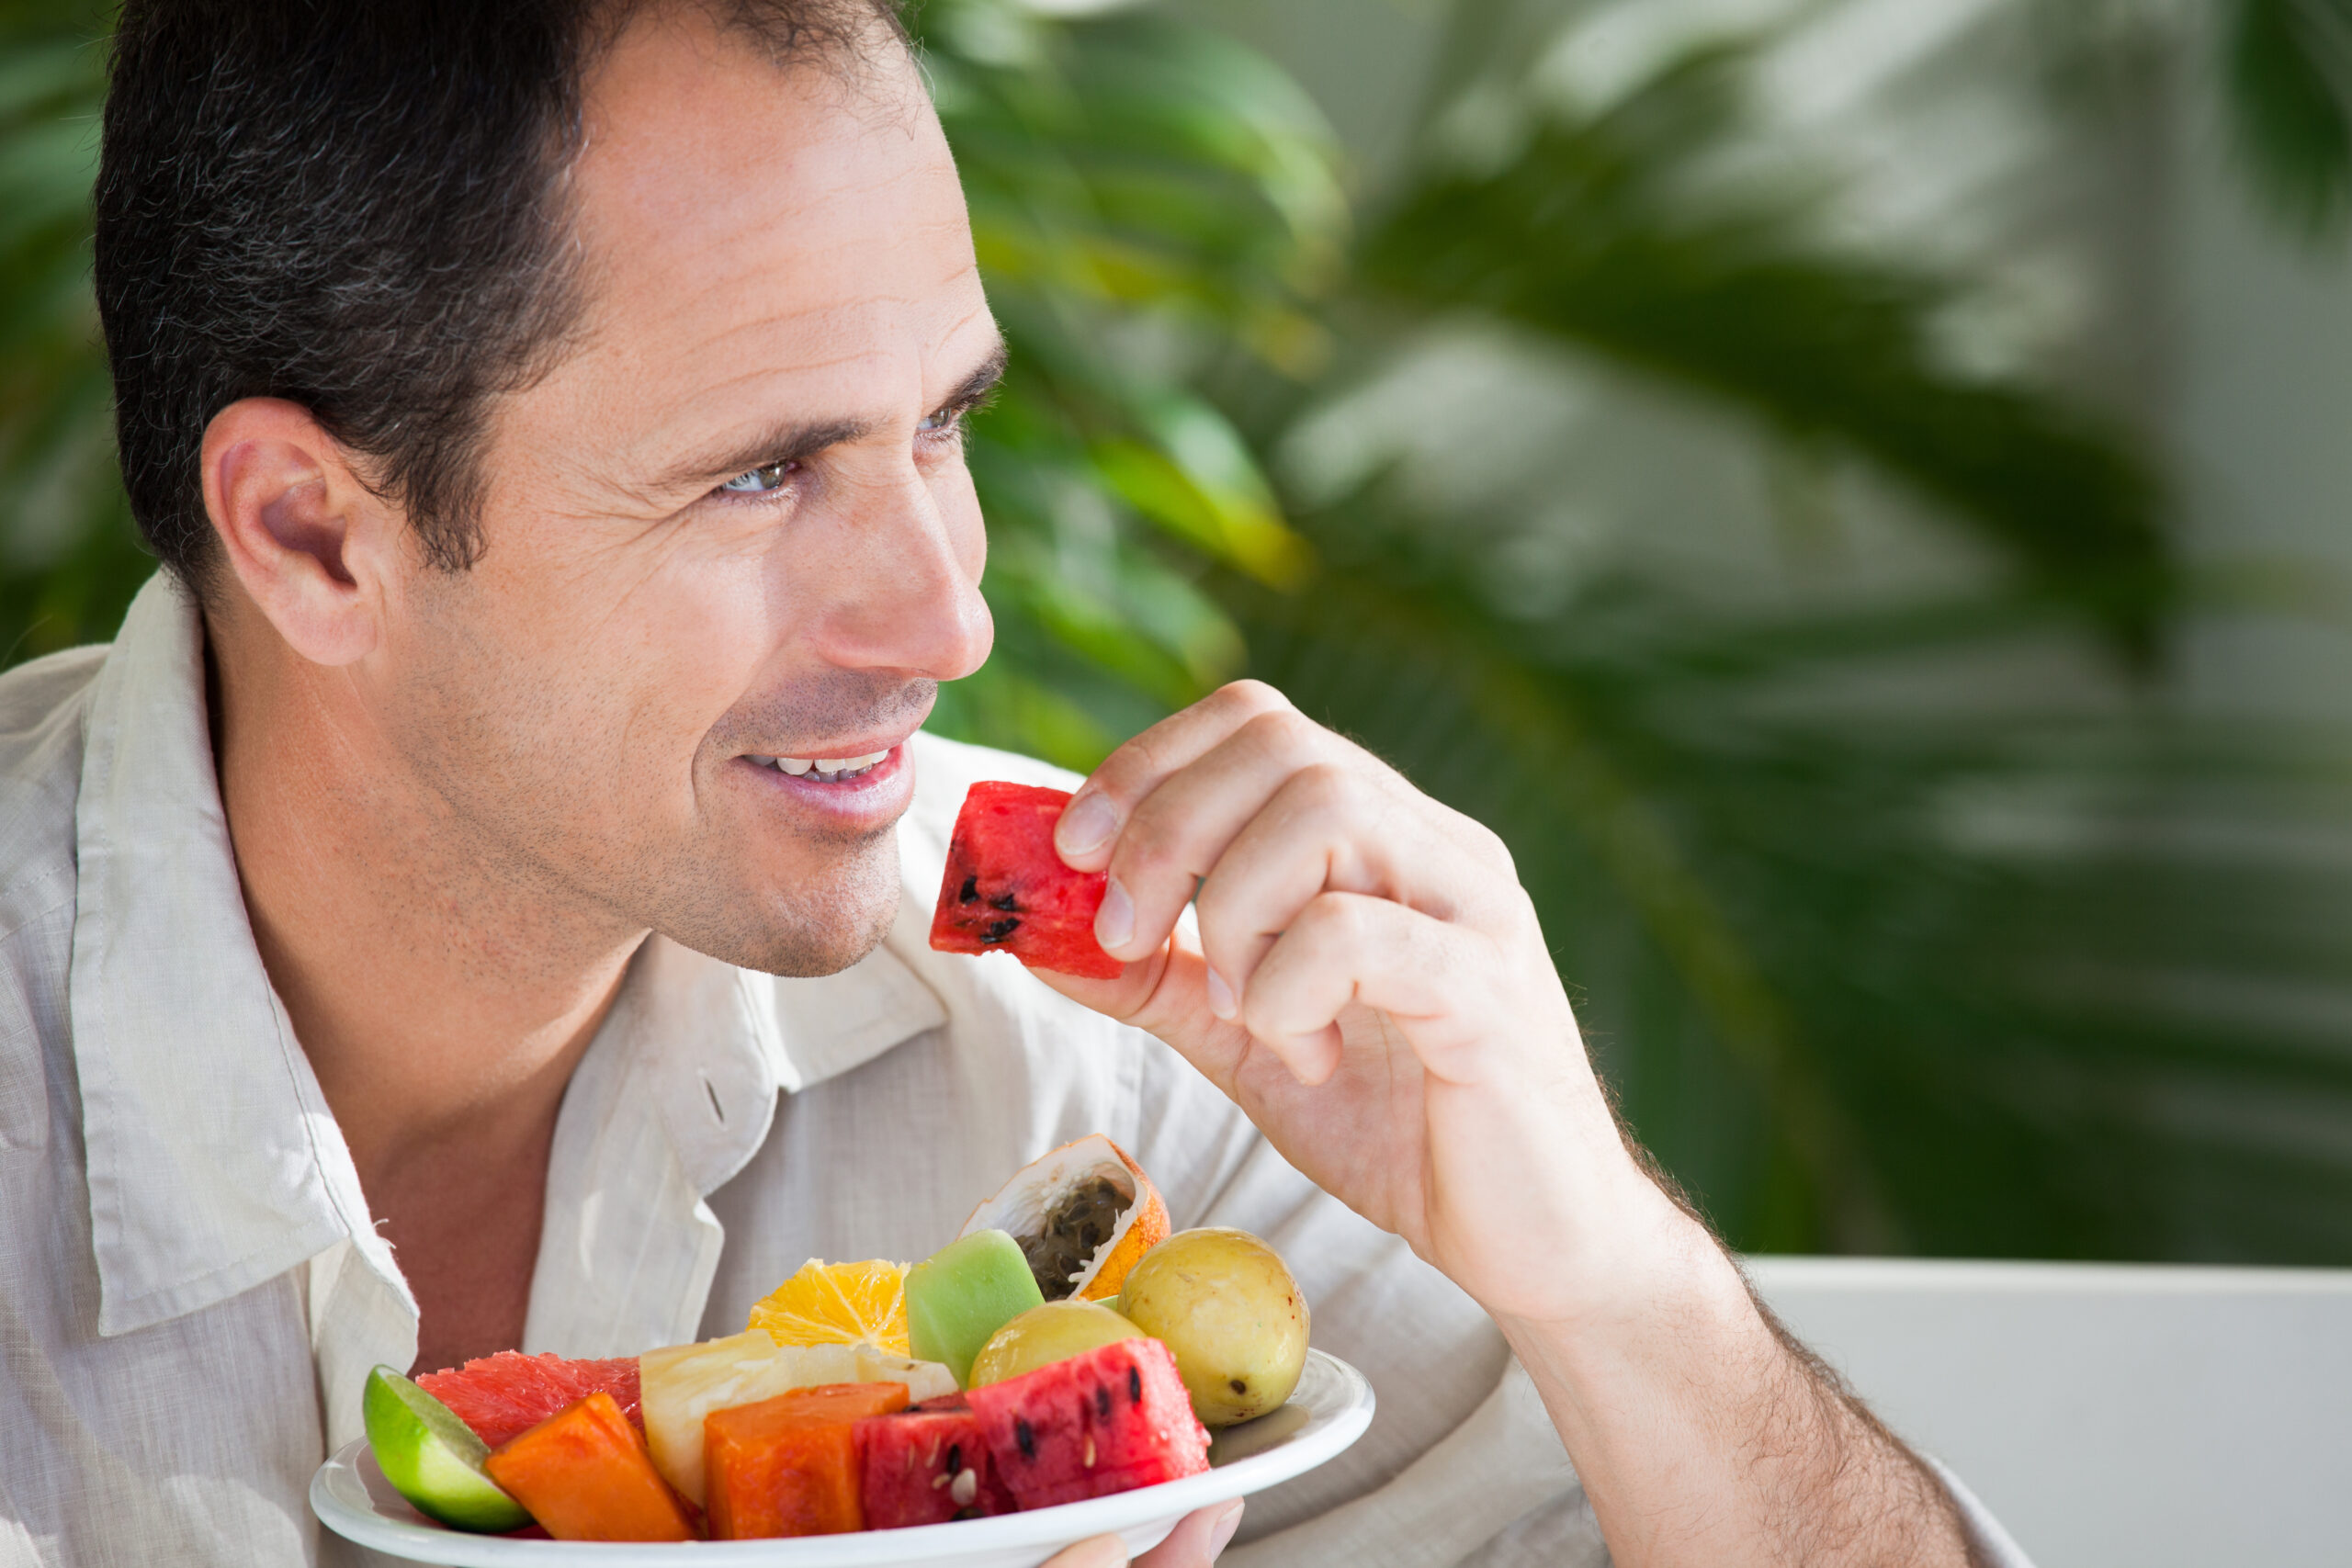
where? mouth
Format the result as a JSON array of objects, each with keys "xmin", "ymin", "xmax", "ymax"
[{"xmin": 743, "ymin": 750, "xmax": 892, "ymax": 784}]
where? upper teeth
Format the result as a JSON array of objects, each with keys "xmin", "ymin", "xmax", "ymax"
[{"xmin": 757, "ymin": 750, "xmax": 888, "ymax": 779}]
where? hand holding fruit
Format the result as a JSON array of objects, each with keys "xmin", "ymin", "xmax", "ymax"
[{"xmin": 1039, "ymin": 682, "xmax": 1683, "ymax": 1329}]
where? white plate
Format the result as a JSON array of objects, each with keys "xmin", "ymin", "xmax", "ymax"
[{"xmin": 311, "ymin": 1349, "xmax": 1373, "ymax": 1568}]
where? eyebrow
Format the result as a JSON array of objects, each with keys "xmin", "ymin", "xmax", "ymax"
[
  {"xmin": 940, "ymin": 341, "xmax": 1009, "ymax": 422},
  {"xmin": 661, "ymin": 337, "xmax": 1011, "ymax": 494}
]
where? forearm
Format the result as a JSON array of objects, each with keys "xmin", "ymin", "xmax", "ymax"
[{"xmin": 1493, "ymin": 1191, "xmax": 1974, "ymax": 1568}]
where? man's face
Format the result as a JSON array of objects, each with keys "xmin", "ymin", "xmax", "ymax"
[{"xmin": 371, "ymin": 11, "xmax": 996, "ymax": 976}]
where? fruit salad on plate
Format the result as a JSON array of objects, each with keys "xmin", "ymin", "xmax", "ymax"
[{"xmin": 362, "ymin": 1134, "xmax": 1313, "ymax": 1544}]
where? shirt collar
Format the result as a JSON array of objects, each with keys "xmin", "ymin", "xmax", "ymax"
[
  {"xmin": 71, "ymin": 575, "xmax": 379, "ymax": 1338},
  {"xmin": 71, "ymin": 575, "xmax": 946, "ymax": 1339}
]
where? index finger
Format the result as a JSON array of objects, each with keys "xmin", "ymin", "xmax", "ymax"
[{"xmin": 1053, "ymin": 680, "xmax": 1295, "ymax": 870}]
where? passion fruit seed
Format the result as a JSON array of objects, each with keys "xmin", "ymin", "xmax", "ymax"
[
  {"xmin": 1018, "ymin": 1175, "xmax": 1131, "ymax": 1300},
  {"xmin": 1116, "ymin": 1228, "xmax": 1309, "ymax": 1427}
]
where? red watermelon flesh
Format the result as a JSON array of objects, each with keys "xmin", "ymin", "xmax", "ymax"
[
  {"xmin": 930, "ymin": 782, "xmax": 1124, "ymax": 979},
  {"xmin": 414, "ymin": 1351, "xmax": 641, "ymax": 1450},
  {"xmin": 855, "ymin": 1403, "xmax": 1018, "ymax": 1529},
  {"xmin": 966, "ymin": 1338, "xmax": 1210, "ymax": 1510}
]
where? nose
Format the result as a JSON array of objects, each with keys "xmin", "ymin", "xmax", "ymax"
[{"xmin": 792, "ymin": 454, "xmax": 992, "ymax": 682}]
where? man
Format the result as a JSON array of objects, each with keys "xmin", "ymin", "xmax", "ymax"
[{"xmin": 0, "ymin": 0, "xmax": 2030, "ymax": 1563}]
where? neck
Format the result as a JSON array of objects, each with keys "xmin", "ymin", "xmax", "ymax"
[{"xmin": 206, "ymin": 599, "xmax": 643, "ymax": 1197}]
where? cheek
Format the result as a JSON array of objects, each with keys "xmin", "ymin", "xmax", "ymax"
[
  {"xmin": 458, "ymin": 517, "xmax": 783, "ymax": 784},
  {"xmin": 603, "ymin": 550, "xmax": 783, "ymax": 779}
]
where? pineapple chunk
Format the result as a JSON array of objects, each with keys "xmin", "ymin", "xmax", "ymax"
[{"xmin": 638, "ymin": 1330, "xmax": 955, "ymax": 1505}]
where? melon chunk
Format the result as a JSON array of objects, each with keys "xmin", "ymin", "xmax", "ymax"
[
  {"xmin": 481, "ymin": 1392, "xmax": 696, "ymax": 1543},
  {"xmin": 705, "ymin": 1381, "xmax": 910, "ymax": 1539},
  {"xmin": 930, "ymin": 782, "xmax": 1124, "ymax": 979},
  {"xmin": 966, "ymin": 1338, "xmax": 1210, "ymax": 1510},
  {"xmin": 639, "ymin": 1331, "xmax": 954, "ymax": 1506},
  {"xmin": 417, "ymin": 1350, "xmax": 641, "ymax": 1450},
  {"xmin": 856, "ymin": 1399, "xmax": 1019, "ymax": 1529}
]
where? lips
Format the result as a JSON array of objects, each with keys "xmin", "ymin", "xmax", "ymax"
[{"xmin": 745, "ymin": 750, "xmax": 890, "ymax": 783}]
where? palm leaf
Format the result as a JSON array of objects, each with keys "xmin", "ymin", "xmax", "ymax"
[
  {"xmin": 1357, "ymin": 42, "xmax": 2167, "ymax": 652},
  {"xmin": 2222, "ymin": 0, "xmax": 2352, "ymax": 241},
  {"xmin": 915, "ymin": 0, "xmax": 1342, "ymax": 768},
  {"xmin": 0, "ymin": 1, "xmax": 146, "ymax": 663},
  {"xmin": 1235, "ymin": 518, "xmax": 2352, "ymax": 1260}
]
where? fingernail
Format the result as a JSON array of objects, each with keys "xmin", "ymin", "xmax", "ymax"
[
  {"xmin": 1204, "ymin": 966, "xmax": 1237, "ymax": 1020},
  {"xmin": 1208, "ymin": 1500, "xmax": 1246, "ymax": 1558},
  {"xmin": 1058, "ymin": 792, "xmax": 1119, "ymax": 858},
  {"xmin": 1095, "ymin": 878, "xmax": 1134, "ymax": 951}
]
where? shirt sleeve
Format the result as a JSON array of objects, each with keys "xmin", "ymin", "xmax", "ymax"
[
  {"xmin": 1114, "ymin": 1024, "xmax": 2038, "ymax": 1568},
  {"xmin": 1222, "ymin": 1359, "xmax": 1602, "ymax": 1568}
]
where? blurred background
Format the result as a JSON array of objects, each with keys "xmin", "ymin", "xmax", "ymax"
[{"xmin": 8, "ymin": 0, "xmax": 2352, "ymax": 1267}]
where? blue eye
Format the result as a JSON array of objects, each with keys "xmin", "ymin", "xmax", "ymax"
[
  {"xmin": 721, "ymin": 460, "xmax": 797, "ymax": 494},
  {"xmin": 918, "ymin": 407, "xmax": 961, "ymax": 436}
]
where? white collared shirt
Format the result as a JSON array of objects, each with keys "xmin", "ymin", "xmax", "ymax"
[{"xmin": 0, "ymin": 575, "xmax": 2030, "ymax": 1568}]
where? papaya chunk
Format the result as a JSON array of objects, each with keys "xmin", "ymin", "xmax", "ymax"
[
  {"xmin": 930, "ymin": 782, "xmax": 1124, "ymax": 979},
  {"xmin": 482, "ymin": 1391, "xmax": 697, "ymax": 1542},
  {"xmin": 705, "ymin": 1381, "xmax": 910, "ymax": 1540}
]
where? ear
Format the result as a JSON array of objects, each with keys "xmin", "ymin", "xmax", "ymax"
[{"xmin": 199, "ymin": 398, "xmax": 400, "ymax": 667}]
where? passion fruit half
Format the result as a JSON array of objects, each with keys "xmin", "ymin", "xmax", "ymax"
[{"xmin": 958, "ymin": 1134, "xmax": 1169, "ymax": 1303}]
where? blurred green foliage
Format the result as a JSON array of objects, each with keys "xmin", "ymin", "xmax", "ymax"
[
  {"xmin": 2223, "ymin": 0, "xmax": 2352, "ymax": 240},
  {"xmin": 6, "ymin": 0, "xmax": 2352, "ymax": 1261}
]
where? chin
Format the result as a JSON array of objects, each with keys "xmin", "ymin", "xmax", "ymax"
[{"xmin": 660, "ymin": 834, "xmax": 903, "ymax": 978}]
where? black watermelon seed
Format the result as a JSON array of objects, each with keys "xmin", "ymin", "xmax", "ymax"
[
  {"xmin": 1229, "ymin": 1378, "xmax": 1248, "ymax": 1394},
  {"xmin": 958, "ymin": 874, "xmax": 979, "ymax": 904},
  {"xmin": 944, "ymin": 1444, "xmax": 961, "ymax": 1474},
  {"xmin": 1094, "ymin": 1385, "xmax": 1112, "ymax": 1419},
  {"xmin": 1128, "ymin": 1367, "xmax": 1142, "ymax": 1404},
  {"xmin": 1014, "ymin": 1416, "xmax": 1035, "ymax": 1461},
  {"xmin": 989, "ymin": 892, "xmax": 1020, "ymax": 911},
  {"xmin": 984, "ymin": 918, "xmax": 1021, "ymax": 942}
]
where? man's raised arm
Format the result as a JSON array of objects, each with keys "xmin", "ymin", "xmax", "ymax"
[{"xmin": 1037, "ymin": 680, "xmax": 1980, "ymax": 1568}]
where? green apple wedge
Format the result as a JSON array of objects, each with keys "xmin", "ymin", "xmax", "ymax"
[{"xmin": 361, "ymin": 1366, "xmax": 533, "ymax": 1532}]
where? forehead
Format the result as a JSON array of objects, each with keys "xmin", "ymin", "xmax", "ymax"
[{"xmin": 542, "ymin": 12, "xmax": 981, "ymax": 467}]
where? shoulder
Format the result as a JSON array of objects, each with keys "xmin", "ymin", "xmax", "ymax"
[
  {"xmin": 0, "ymin": 646, "xmax": 107, "ymax": 928},
  {"xmin": 0, "ymin": 646, "xmax": 105, "ymax": 1155}
]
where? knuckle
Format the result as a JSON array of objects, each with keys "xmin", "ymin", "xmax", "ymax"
[
  {"xmin": 1238, "ymin": 705, "xmax": 1324, "ymax": 768},
  {"xmin": 1216, "ymin": 679, "xmax": 1293, "ymax": 718},
  {"xmin": 1286, "ymin": 760, "xmax": 1363, "ymax": 820},
  {"xmin": 1297, "ymin": 889, "xmax": 1367, "ymax": 943},
  {"xmin": 1467, "ymin": 818, "xmax": 1516, "ymax": 876},
  {"xmin": 1102, "ymin": 728, "xmax": 1173, "ymax": 794}
]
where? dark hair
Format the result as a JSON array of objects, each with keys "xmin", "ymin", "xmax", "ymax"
[{"xmin": 96, "ymin": 0, "xmax": 901, "ymax": 588}]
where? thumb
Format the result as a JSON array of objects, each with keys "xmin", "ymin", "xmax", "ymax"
[{"xmin": 1134, "ymin": 1500, "xmax": 1247, "ymax": 1566}]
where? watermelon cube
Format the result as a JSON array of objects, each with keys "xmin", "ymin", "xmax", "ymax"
[
  {"xmin": 855, "ymin": 1401, "xmax": 1018, "ymax": 1529},
  {"xmin": 966, "ymin": 1339, "xmax": 1210, "ymax": 1511},
  {"xmin": 930, "ymin": 783, "xmax": 1125, "ymax": 979}
]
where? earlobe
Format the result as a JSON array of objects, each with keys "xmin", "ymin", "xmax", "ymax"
[{"xmin": 201, "ymin": 398, "xmax": 385, "ymax": 667}]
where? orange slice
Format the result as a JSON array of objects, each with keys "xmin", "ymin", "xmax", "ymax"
[
  {"xmin": 958, "ymin": 1134, "xmax": 1170, "ymax": 1303},
  {"xmin": 747, "ymin": 1258, "xmax": 910, "ymax": 1356}
]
